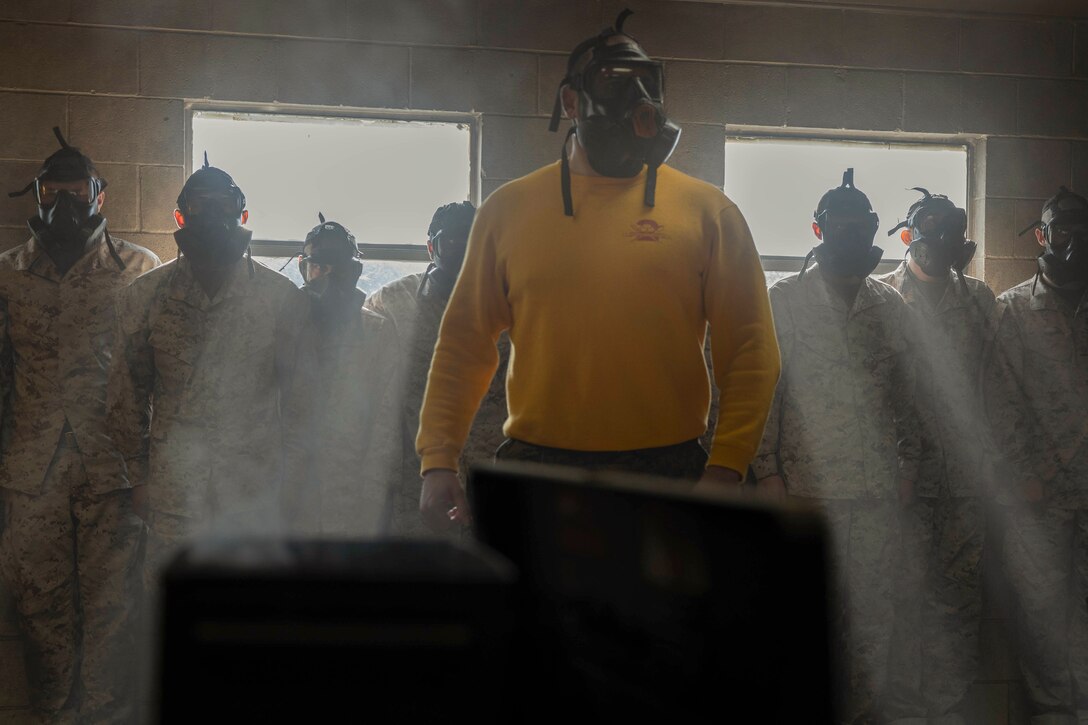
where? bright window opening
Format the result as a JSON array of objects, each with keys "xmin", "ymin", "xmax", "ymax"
[
  {"xmin": 725, "ymin": 137, "xmax": 969, "ymax": 263},
  {"xmin": 190, "ymin": 110, "xmax": 473, "ymax": 248}
]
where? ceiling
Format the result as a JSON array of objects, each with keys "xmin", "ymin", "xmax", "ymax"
[{"xmin": 690, "ymin": 0, "xmax": 1088, "ymax": 19}]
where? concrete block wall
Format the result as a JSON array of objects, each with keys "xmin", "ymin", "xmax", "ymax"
[{"xmin": 0, "ymin": 0, "xmax": 1086, "ymax": 721}]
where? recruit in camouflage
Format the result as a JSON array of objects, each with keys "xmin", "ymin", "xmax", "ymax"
[
  {"xmin": 877, "ymin": 262, "xmax": 994, "ymax": 724},
  {"xmin": 983, "ymin": 277, "xmax": 1088, "ymax": 723},
  {"xmin": 364, "ymin": 272, "xmax": 509, "ymax": 537},
  {"xmin": 284, "ymin": 288, "xmax": 401, "ymax": 536},
  {"xmin": 0, "ymin": 232, "xmax": 159, "ymax": 724},
  {"xmin": 107, "ymin": 254, "xmax": 308, "ymax": 579},
  {"xmin": 754, "ymin": 264, "xmax": 920, "ymax": 724}
]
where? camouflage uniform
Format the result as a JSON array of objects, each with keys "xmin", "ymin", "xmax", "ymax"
[
  {"xmin": 983, "ymin": 276, "xmax": 1088, "ymax": 724},
  {"xmin": 0, "ymin": 233, "xmax": 159, "ymax": 724},
  {"xmin": 876, "ymin": 263, "xmax": 994, "ymax": 724},
  {"xmin": 754, "ymin": 265, "xmax": 919, "ymax": 725},
  {"xmin": 364, "ymin": 273, "xmax": 508, "ymax": 537},
  {"xmin": 285, "ymin": 289, "xmax": 401, "ymax": 536},
  {"xmin": 107, "ymin": 256, "xmax": 307, "ymax": 584}
]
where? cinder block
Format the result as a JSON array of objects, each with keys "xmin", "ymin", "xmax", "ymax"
[
  {"xmin": 979, "ymin": 617, "xmax": 1018, "ymax": 681},
  {"xmin": 344, "ymin": 0, "xmax": 477, "ymax": 46},
  {"xmin": 964, "ymin": 683, "xmax": 1008, "ymax": 725},
  {"xmin": 480, "ymin": 0, "xmax": 601, "ymax": 53},
  {"xmin": 843, "ymin": 71, "xmax": 902, "ymax": 132},
  {"xmin": 1074, "ymin": 142, "xmax": 1088, "ymax": 191},
  {"xmin": 276, "ymin": 41, "xmax": 409, "ymax": 108},
  {"xmin": 599, "ymin": 0, "xmax": 724, "ymax": 60},
  {"xmin": 95, "ymin": 163, "xmax": 140, "ymax": 233},
  {"xmin": 841, "ymin": 11, "xmax": 958, "ymax": 73},
  {"xmin": 480, "ymin": 115, "xmax": 557, "ymax": 180},
  {"xmin": 0, "ymin": 23, "xmax": 137, "ymax": 95},
  {"xmin": 0, "ymin": 576, "xmax": 20, "ymax": 638},
  {"xmin": 664, "ymin": 61, "xmax": 729, "ymax": 125},
  {"xmin": 71, "ymin": 0, "xmax": 213, "ymax": 29},
  {"xmin": 985, "ymin": 257, "xmax": 1038, "ymax": 296},
  {"xmin": 481, "ymin": 177, "xmax": 507, "ymax": 202},
  {"xmin": 985, "ymin": 138, "xmax": 1071, "ymax": 199},
  {"xmin": 903, "ymin": 73, "xmax": 962, "ymax": 134},
  {"xmin": 69, "ymin": 96, "xmax": 184, "ymax": 166},
  {"xmin": 212, "ymin": 0, "xmax": 349, "ymax": 39},
  {"xmin": 786, "ymin": 67, "xmax": 845, "ymax": 130},
  {"xmin": 982, "ymin": 198, "xmax": 1044, "ymax": 260},
  {"xmin": 537, "ymin": 54, "xmax": 568, "ymax": 117},
  {"xmin": 723, "ymin": 64, "xmax": 788, "ymax": 127},
  {"xmin": 120, "ymin": 232, "xmax": 177, "ymax": 262},
  {"xmin": 962, "ymin": 76, "xmax": 1018, "ymax": 135},
  {"xmin": 0, "ymin": 638, "xmax": 29, "ymax": 708},
  {"xmin": 668, "ymin": 122, "xmax": 724, "ymax": 188},
  {"xmin": 960, "ymin": 17, "xmax": 1074, "ymax": 78},
  {"xmin": 0, "ymin": 93, "xmax": 70, "ymax": 161},
  {"xmin": 0, "ymin": 0, "xmax": 68, "ymax": 22},
  {"xmin": 0, "ymin": 161, "xmax": 45, "ymax": 228},
  {"xmin": 1018, "ymin": 78, "xmax": 1088, "ymax": 138},
  {"xmin": 139, "ymin": 166, "xmax": 184, "ymax": 234},
  {"xmin": 139, "ymin": 32, "xmax": 278, "ymax": 103},
  {"xmin": 722, "ymin": 5, "xmax": 842, "ymax": 66},
  {"xmin": 411, "ymin": 48, "xmax": 537, "ymax": 114},
  {"xmin": 1077, "ymin": 22, "xmax": 1088, "ymax": 78}
]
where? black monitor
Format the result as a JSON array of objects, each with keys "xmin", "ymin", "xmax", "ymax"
[{"xmin": 469, "ymin": 462, "xmax": 835, "ymax": 724}]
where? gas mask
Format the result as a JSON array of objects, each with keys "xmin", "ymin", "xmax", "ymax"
[
  {"xmin": 8, "ymin": 127, "xmax": 120, "ymax": 274},
  {"xmin": 418, "ymin": 201, "xmax": 476, "ymax": 301},
  {"xmin": 548, "ymin": 9, "xmax": 681, "ymax": 216},
  {"xmin": 174, "ymin": 153, "xmax": 252, "ymax": 272},
  {"xmin": 1023, "ymin": 187, "xmax": 1088, "ymax": 291},
  {"xmin": 298, "ymin": 213, "xmax": 363, "ymax": 297},
  {"xmin": 888, "ymin": 188, "xmax": 975, "ymax": 279},
  {"xmin": 803, "ymin": 168, "xmax": 882, "ymax": 280}
]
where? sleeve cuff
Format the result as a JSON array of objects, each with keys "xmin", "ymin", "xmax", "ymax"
[
  {"xmin": 419, "ymin": 447, "xmax": 460, "ymax": 476},
  {"xmin": 707, "ymin": 444, "xmax": 755, "ymax": 477}
]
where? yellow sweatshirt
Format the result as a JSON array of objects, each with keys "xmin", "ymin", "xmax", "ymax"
[{"xmin": 417, "ymin": 162, "xmax": 780, "ymax": 474}]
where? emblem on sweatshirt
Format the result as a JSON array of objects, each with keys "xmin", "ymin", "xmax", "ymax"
[{"xmin": 626, "ymin": 219, "xmax": 670, "ymax": 242}]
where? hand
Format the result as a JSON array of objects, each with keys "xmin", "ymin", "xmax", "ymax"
[
  {"xmin": 756, "ymin": 475, "xmax": 787, "ymax": 500},
  {"xmin": 693, "ymin": 465, "xmax": 743, "ymax": 494},
  {"xmin": 131, "ymin": 485, "xmax": 149, "ymax": 522},
  {"xmin": 898, "ymin": 477, "xmax": 916, "ymax": 508},
  {"xmin": 420, "ymin": 469, "xmax": 471, "ymax": 532}
]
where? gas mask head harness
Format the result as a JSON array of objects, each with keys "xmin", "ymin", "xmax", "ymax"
[
  {"xmin": 298, "ymin": 212, "xmax": 363, "ymax": 288},
  {"xmin": 801, "ymin": 168, "xmax": 882, "ymax": 280},
  {"xmin": 417, "ymin": 201, "xmax": 476, "ymax": 300},
  {"xmin": 1020, "ymin": 186, "xmax": 1088, "ymax": 292},
  {"xmin": 548, "ymin": 8, "xmax": 681, "ymax": 217},
  {"xmin": 887, "ymin": 188, "xmax": 974, "ymax": 285},
  {"xmin": 8, "ymin": 126, "xmax": 124, "ymax": 273},
  {"xmin": 174, "ymin": 152, "xmax": 253, "ymax": 275}
]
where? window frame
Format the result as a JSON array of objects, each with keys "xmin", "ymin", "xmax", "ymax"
[
  {"xmin": 184, "ymin": 101, "xmax": 481, "ymax": 263},
  {"xmin": 724, "ymin": 127, "xmax": 981, "ymax": 275}
]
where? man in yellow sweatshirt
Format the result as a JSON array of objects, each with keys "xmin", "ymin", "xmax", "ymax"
[{"xmin": 416, "ymin": 10, "xmax": 781, "ymax": 531}]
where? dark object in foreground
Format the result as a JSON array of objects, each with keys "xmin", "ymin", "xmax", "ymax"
[
  {"xmin": 157, "ymin": 540, "xmax": 515, "ymax": 723},
  {"xmin": 469, "ymin": 462, "xmax": 836, "ymax": 724}
]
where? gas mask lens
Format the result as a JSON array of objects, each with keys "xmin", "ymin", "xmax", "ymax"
[
  {"xmin": 185, "ymin": 191, "xmax": 243, "ymax": 219},
  {"xmin": 1049, "ymin": 221, "xmax": 1088, "ymax": 248},
  {"xmin": 823, "ymin": 211, "xmax": 878, "ymax": 240},
  {"xmin": 586, "ymin": 63, "xmax": 663, "ymax": 102},
  {"xmin": 37, "ymin": 179, "xmax": 93, "ymax": 207}
]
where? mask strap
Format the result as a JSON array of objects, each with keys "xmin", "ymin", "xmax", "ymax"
[
  {"xmin": 416, "ymin": 262, "xmax": 437, "ymax": 298},
  {"xmin": 644, "ymin": 163, "xmax": 658, "ymax": 208},
  {"xmin": 797, "ymin": 248, "xmax": 816, "ymax": 281},
  {"xmin": 561, "ymin": 126, "xmax": 576, "ymax": 217},
  {"xmin": 8, "ymin": 180, "xmax": 35, "ymax": 199},
  {"xmin": 246, "ymin": 245, "xmax": 255, "ymax": 278},
  {"xmin": 103, "ymin": 227, "xmax": 126, "ymax": 271}
]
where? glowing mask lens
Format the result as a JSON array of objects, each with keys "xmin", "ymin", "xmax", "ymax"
[{"xmin": 37, "ymin": 179, "xmax": 92, "ymax": 206}]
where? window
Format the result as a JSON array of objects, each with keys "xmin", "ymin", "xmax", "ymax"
[
  {"xmin": 725, "ymin": 137, "xmax": 969, "ymax": 273},
  {"xmin": 190, "ymin": 109, "xmax": 476, "ymax": 292}
]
